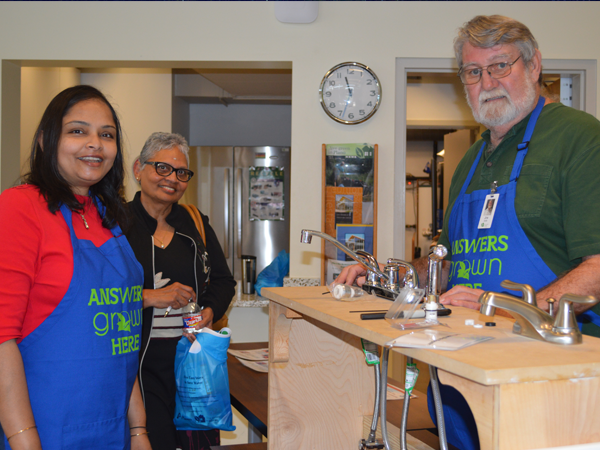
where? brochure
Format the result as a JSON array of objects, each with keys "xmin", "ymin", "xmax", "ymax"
[
  {"xmin": 386, "ymin": 329, "xmax": 493, "ymax": 351},
  {"xmin": 238, "ymin": 358, "xmax": 269, "ymax": 373},
  {"xmin": 227, "ymin": 348, "xmax": 269, "ymax": 361}
]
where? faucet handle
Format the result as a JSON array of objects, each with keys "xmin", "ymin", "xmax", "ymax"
[
  {"xmin": 546, "ymin": 297, "xmax": 556, "ymax": 316},
  {"xmin": 356, "ymin": 250, "xmax": 387, "ymax": 282},
  {"xmin": 553, "ymin": 293, "xmax": 598, "ymax": 331},
  {"xmin": 500, "ymin": 280, "xmax": 537, "ymax": 307},
  {"xmin": 386, "ymin": 258, "xmax": 418, "ymax": 288}
]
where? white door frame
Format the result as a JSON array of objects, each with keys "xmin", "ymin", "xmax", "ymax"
[{"xmin": 393, "ymin": 57, "xmax": 597, "ymax": 260}]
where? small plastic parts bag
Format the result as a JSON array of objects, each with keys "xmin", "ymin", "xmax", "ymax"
[
  {"xmin": 254, "ymin": 249, "xmax": 289, "ymax": 296},
  {"xmin": 327, "ymin": 282, "xmax": 366, "ymax": 301},
  {"xmin": 174, "ymin": 327, "xmax": 236, "ymax": 431},
  {"xmin": 385, "ymin": 287, "xmax": 443, "ymax": 330}
]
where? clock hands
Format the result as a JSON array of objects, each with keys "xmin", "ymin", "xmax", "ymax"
[{"xmin": 342, "ymin": 77, "xmax": 352, "ymax": 118}]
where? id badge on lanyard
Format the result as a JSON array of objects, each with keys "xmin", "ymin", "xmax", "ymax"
[{"xmin": 478, "ymin": 182, "xmax": 499, "ymax": 229}]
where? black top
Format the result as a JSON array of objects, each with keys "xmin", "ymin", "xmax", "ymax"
[{"xmin": 126, "ymin": 191, "xmax": 236, "ymax": 354}]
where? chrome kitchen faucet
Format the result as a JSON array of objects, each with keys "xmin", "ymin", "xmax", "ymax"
[
  {"xmin": 478, "ymin": 280, "xmax": 597, "ymax": 345},
  {"xmin": 300, "ymin": 229, "xmax": 418, "ymax": 300}
]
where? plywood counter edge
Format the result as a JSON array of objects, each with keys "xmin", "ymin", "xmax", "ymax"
[{"xmin": 262, "ymin": 286, "xmax": 600, "ymax": 386}]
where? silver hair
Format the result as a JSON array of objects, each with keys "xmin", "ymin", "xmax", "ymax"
[
  {"xmin": 137, "ymin": 132, "xmax": 190, "ymax": 166},
  {"xmin": 454, "ymin": 15, "xmax": 539, "ymax": 68}
]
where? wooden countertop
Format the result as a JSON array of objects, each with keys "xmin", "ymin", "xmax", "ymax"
[{"xmin": 262, "ymin": 286, "xmax": 600, "ymax": 386}]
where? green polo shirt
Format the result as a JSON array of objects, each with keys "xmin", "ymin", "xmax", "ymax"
[{"xmin": 438, "ymin": 102, "xmax": 600, "ymax": 337}]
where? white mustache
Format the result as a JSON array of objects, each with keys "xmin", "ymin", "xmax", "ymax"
[{"xmin": 479, "ymin": 88, "xmax": 510, "ymax": 104}]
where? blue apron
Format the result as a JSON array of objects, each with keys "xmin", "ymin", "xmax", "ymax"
[
  {"xmin": 9, "ymin": 202, "xmax": 144, "ymax": 450},
  {"xmin": 447, "ymin": 96, "xmax": 556, "ymax": 294}
]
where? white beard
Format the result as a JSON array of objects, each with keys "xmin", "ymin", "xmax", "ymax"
[{"xmin": 467, "ymin": 77, "xmax": 537, "ymax": 129}]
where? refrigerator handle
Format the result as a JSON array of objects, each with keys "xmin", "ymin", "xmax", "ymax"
[
  {"xmin": 224, "ymin": 168, "xmax": 230, "ymax": 256},
  {"xmin": 236, "ymin": 167, "xmax": 243, "ymax": 259}
]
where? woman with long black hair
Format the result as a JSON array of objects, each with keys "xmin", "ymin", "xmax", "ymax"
[{"xmin": 0, "ymin": 85, "xmax": 150, "ymax": 450}]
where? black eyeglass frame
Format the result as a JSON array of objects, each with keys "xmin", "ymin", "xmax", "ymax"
[
  {"xmin": 145, "ymin": 161, "xmax": 194, "ymax": 182},
  {"xmin": 458, "ymin": 55, "xmax": 522, "ymax": 85}
]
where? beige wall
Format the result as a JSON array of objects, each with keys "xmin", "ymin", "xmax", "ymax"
[
  {"xmin": 1, "ymin": 1, "xmax": 599, "ymax": 279},
  {"xmin": 20, "ymin": 67, "xmax": 81, "ymax": 176}
]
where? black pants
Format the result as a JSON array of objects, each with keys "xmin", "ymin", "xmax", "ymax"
[{"xmin": 142, "ymin": 338, "xmax": 220, "ymax": 450}]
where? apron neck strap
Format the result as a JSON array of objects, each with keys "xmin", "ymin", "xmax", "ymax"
[{"xmin": 510, "ymin": 96, "xmax": 545, "ymax": 181}]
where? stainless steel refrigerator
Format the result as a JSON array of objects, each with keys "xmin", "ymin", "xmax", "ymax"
[{"xmin": 192, "ymin": 146, "xmax": 291, "ymax": 281}]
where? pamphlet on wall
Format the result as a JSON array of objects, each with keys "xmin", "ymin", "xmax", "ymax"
[
  {"xmin": 335, "ymin": 224, "xmax": 374, "ymax": 261},
  {"xmin": 249, "ymin": 166, "xmax": 285, "ymax": 221},
  {"xmin": 386, "ymin": 329, "xmax": 493, "ymax": 351}
]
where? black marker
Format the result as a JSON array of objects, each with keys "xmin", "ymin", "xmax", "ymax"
[{"xmin": 360, "ymin": 308, "xmax": 452, "ymax": 320}]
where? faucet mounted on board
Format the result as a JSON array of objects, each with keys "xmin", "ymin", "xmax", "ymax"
[
  {"xmin": 478, "ymin": 280, "xmax": 597, "ymax": 345},
  {"xmin": 300, "ymin": 229, "xmax": 419, "ymax": 300}
]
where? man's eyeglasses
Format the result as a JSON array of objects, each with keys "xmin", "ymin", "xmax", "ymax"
[
  {"xmin": 145, "ymin": 161, "xmax": 194, "ymax": 182},
  {"xmin": 458, "ymin": 56, "xmax": 521, "ymax": 85}
]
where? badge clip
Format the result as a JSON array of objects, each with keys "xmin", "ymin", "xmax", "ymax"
[{"xmin": 479, "ymin": 191, "xmax": 499, "ymax": 229}]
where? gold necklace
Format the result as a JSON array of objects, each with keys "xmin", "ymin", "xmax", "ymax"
[
  {"xmin": 79, "ymin": 212, "xmax": 89, "ymax": 229},
  {"xmin": 153, "ymin": 234, "xmax": 165, "ymax": 249}
]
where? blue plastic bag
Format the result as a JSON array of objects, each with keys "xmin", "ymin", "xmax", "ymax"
[
  {"xmin": 174, "ymin": 328, "xmax": 236, "ymax": 431},
  {"xmin": 254, "ymin": 249, "xmax": 289, "ymax": 296}
]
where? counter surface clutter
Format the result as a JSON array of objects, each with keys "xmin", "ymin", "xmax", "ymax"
[{"xmin": 262, "ymin": 286, "xmax": 600, "ymax": 450}]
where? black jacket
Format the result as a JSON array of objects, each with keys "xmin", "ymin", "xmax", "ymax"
[{"xmin": 125, "ymin": 192, "xmax": 236, "ymax": 357}]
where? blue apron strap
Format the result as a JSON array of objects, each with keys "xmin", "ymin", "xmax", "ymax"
[
  {"xmin": 91, "ymin": 195, "xmax": 123, "ymax": 237},
  {"xmin": 578, "ymin": 309, "xmax": 600, "ymax": 330},
  {"xmin": 458, "ymin": 142, "xmax": 486, "ymax": 198},
  {"xmin": 510, "ymin": 96, "xmax": 545, "ymax": 182}
]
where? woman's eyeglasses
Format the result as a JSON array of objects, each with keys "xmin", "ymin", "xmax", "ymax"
[{"xmin": 145, "ymin": 161, "xmax": 194, "ymax": 182}]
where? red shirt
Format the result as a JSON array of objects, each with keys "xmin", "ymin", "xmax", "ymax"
[{"xmin": 0, "ymin": 185, "xmax": 114, "ymax": 344}]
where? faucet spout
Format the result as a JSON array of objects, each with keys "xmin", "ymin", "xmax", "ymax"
[
  {"xmin": 300, "ymin": 229, "xmax": 313, "ymax": 244},
  {"xmin": 427, "ymin": 245, "xmax": 448, "ymax": 303},
  {"xmin": 300, "ymin": 229, "xmax": 388, "ymax": 282},
  {"xmin": 479, "ymin": 291, "xmax": 553, "ymax": 341}
]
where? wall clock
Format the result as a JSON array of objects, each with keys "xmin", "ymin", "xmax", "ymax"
[{"xmin": 319, "ymin": 62, "xmax": 382, "ymax": 125}]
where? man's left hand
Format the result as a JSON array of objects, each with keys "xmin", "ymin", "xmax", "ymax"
[{"xmin": 439, "ymin": 285, "xmax": 484, "ymax": 311}]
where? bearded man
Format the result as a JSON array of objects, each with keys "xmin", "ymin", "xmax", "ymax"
[
  {"xmin": 421, "ymin": 15, "xmax": 600, "ymax": 450},
  {"xmin": 436, "ymin": 15, "xmax": 600, "ymax": 336},
  {"xmin": 429, "ymin": 15, "xmax": 600, "ymax": 450}
]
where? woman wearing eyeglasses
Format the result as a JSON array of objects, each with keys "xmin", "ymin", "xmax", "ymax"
[{"xmin": 125, "ymin": 132, "xmax": 235, "ymax": 450}]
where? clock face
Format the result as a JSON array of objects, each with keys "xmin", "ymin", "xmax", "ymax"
[{"xmin": 319, "ymin": 62, "xmax": 381, "ymax": 124}]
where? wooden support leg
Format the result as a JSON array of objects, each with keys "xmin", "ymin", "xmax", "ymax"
[
  {"xmin": 268, "ymin": 303, "xmax": 375, "ymax": 450},
  {"xmin": 437, "ymin": 370, "xmax": 497, "ymax": 450}
]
